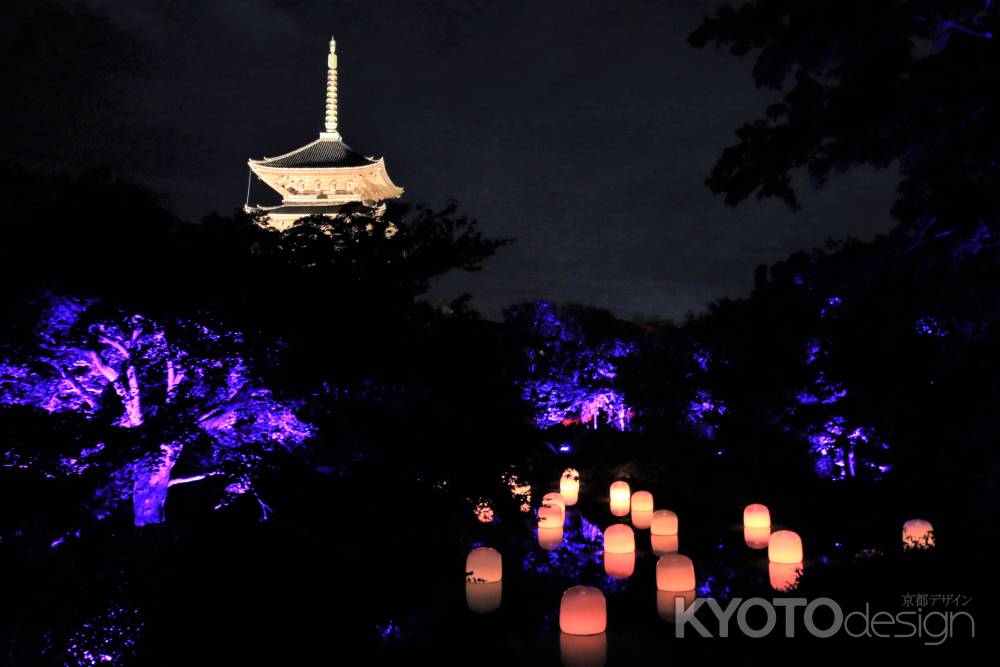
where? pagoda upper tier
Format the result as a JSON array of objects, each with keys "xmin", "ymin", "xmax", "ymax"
[{"xmin": 247, "ymin": 37, "xmax": 403, "ymax": 229}]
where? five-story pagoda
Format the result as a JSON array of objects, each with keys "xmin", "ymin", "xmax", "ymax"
[{"xmin": 246, "ymin": 37, "xmax": 403, "ymax": 229}]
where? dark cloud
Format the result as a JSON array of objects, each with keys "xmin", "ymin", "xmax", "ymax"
[{"xmin": 3, "ymin": 0, "xmax": 897, "ymax": 319}]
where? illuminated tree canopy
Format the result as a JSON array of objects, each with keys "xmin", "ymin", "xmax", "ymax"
[{"xmin": 0, "ymin": 296, "xmax": 313, "ymax": 527}]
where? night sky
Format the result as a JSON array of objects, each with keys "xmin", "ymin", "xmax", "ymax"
[{"xmin": 4, "ymin": 0, "xmax": 898, "ymax": 319}]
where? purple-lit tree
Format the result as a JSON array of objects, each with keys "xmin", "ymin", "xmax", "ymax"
[
  {"xmin": 505, "ymin": 301, "xmax": 634, "ymax": 430},
  {"xmin": 0, "ymin": 296, "xmax": 312, "ymax": 527}
]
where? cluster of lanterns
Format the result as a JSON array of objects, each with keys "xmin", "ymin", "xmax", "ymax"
[{"xmin": 468, "ymin": 469, "xmax": 937, "ymax": 665}]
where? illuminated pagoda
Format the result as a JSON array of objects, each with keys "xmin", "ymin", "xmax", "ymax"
[{"xmin": 246, "ymin": 37, "xmax": 403, "ymax": 229}]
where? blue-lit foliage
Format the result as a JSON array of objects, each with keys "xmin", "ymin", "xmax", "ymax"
[
  {"xmin": 507, "ymin": 302, "xmax": 634, "ymax": 430},
  {"xmin": 0, "ymin": 296, "xmax": 313, "ymax": 527}
]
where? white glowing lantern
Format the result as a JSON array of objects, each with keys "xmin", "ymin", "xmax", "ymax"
[
  {"xmin": 466, "ymin": 546, "xmax": 502, "ymax": 583},
  {"xmin": 744, "ymin": 525, "xmax": 770, "ymax": 549},
  {"xmin": 603, "ymin": 524, "xmax": 635, "ymax": 554},
  {"xmin": 560, "ymin": 468, "xmax": 581, "ymax": 506},
  {"xmin": 656, "ymin": 554, "xmax": 696, "ymax": 592},
  {"xmin": 538, "ymin": 525, "xmax": 564, "ymax": 550},
  {"xmin": 902, "ymin": 519, "xmax": 935, "ymax": 550},
  {"xmin": 656, "ymin": 589, "xmax": 696, "ymax": 622},
  {"xmin": 559, "ymin": 586, "xmax": 607, "ymax": 635},
  {"xmin": 609, "ymin": 481, "xmax": 631, "ymax": 516},
  {"xmin": 651, "ymin": 533, "xmax": 679, "ymax": 556},
  {"xmin": 560, "ymin": 632, "xmax": 607, "ymax": 667},
  {"xmin": 650, "ymin": 509, "xmax": 679, "ymax": 536},
  {"xmin": 466, "ymin": 581, "xmax": 502, "ymax": 613},
  {"xmin": 743, "ymin": 503, "xmax": 771, "ymax": 528},
  {"xmin": 769, "ymin": 562, "xmax": 803, "ymax": 592},
  {"xmin": 604, "ymin": 551, "xmax": 635, "ymax": 579},
  {"xmin": 630, "ymin": 491, "xmax": 654, "ymax": 528},
  {"xmin": 543, "ymin": 491, "xmax": 567, "ymax": 514},
  {"xmin": 768, "ymin": 530, "xmax": 803, "ymax": 564},
  {"xmin": 538, "ymin": 502, "xmax": 565, "ymax": 529}
]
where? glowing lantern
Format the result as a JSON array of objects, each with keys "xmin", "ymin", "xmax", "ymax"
[
  {"xmin": 656, "ymin": 589, "xmax": 696, "ymax": 622},
  {"xmin": 538, "ymin": 525, "xmax": 564, "ymax": 550},
  {"xmin": 768, "ymin": 530, "xmax": 803, "ymax": 564},
  {"xmin": 560, "ymin": 468, "xmax": 581, "ymax": 506},
  {"xmin": 609, "ymin": 481, "xmax": 631, "ymax": 516},
  {"xmin": 603, "ymin": 524, "xmax": 635, "ymax": 554},
  {"xmin": 650, "ymin": 509, "xmax": 679, "ymax": 536},
  {"xmin": 604, "ymin": 551, "xmax": 635, "ymax": 579},
  {"xmin": 466, "ymin": 581, "xmax": 502, "ymax": 613},
  {"xmin": 743, "ymin": 503, "xmax": 771, "ymax": 529},
  {"xmin": 538, "ymin": 502, "xmax": 564, "ymax": 529},
  {"xmin": 465, "ymin": 546, "xmax": 502, "ymax": 583},
  {"xmin": 902, "ymin": 519, "xmax": 935, "ymax": 550},
  {"xmin": 560, "ymin": 632, "xmax": 607, "ymax": 667},
  {"xmin": 744, "ymin": 525, "xmax": 770, "ymax": 549},
  {"xmin": 559, "ymin": 586, "xmax": 607, "ymax": 635},
  {"xmin": 656, "ymin": 554, "xmax": 696, "ymax": 592},
  {"xmin": 651, "ymin": 533, "xmax": 679, "ymax": 556},
  {"xmin": 769, "ymin": 562, "xmax": 803, "ymax": 592},
  {"xmin": 543, "ymin": 492, "xmax": 567, "ymax": 514},
  {"xmin": 630, "ymin": 491, "xmax": 654, "ymax": 528}
]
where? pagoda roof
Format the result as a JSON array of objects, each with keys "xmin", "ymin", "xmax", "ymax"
[
  {"xmin": 251, "ymin": 203, "xmax": 347, "ymax": 217},
  {"xmin": 250, "ymin": 137, "xmax": 377, "ymax": 169}
]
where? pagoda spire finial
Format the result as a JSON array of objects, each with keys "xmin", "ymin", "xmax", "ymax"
[{"xmin": 322, "ymin": 36, "xmax": 341, "ymax": 140}]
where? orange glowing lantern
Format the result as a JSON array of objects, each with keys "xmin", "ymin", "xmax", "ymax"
[
  {"xmin": 538, "ymin": 502, "xmax": 565, "ymax": 529},
  {"xmin": 768, "ymin": 530, "xmax": 803, "ymax": 564},
  {"xmin": 465, "ymin": 546, "xmax": 502, "ymax": 583},
  {"xmin": 603, "ymin": 524, "xmax": 635, "ymax": 554},
  {"xmin": 538, "ymin": 525, "xmax": 564, "ymax": 550},
  {"xmin": 560, "ymin": 468, "xmax": 581, "ymax": 506},
  {"xmin": 604, "ymin": 551, "xmax": 635, "ymax": 579},
  {"xmin": 650, "ymin": 509, "xmax": 679, "ymax": 536},
  {"xmin": 656, "ymin": 589, "xmax": 696, "ymax": 622},
  {"xmin": 559, "ymin": 632, "xmax": 607, "ymax": 667},
  {"xmin": 543, "ymin": 492, "xmax": 567, "ymax": 514},
  {"xmin": 744, "ymin": 525, "xmax": 770, "ymax": 549},
  {"xmin": 609, "ymin": 481, "xmax": 631, "ymax": 516},
  {"xmin": 559, "ymin": 586, "xmax": 607, "ymax": 635},
  {"xmin": 466, "ymin": 581, "xmax": 502, "ymax": 613},
  {"xmin": 630, "ymin": 491, "xmax": 654, "ymax": 528},
  {"xmin": 743, "ymin": 503, "xmax": 771, "ymax": 528},
  {"xmin": 902, "ymin": 519, "xmax": 935, "ymax": 550},
  {"xmin": 651, "ymin": 533, "xmax": 679, "ymax": 556},
  {"xmin": 769, "ymin": 562, "xmax": 803, "ymax": 592},
  {"xmin": 656, "ymin": 554, "xmax": 696, "ymax": 592}
]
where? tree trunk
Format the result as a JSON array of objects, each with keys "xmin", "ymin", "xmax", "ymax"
[{"xmin": 133, "ymin": 443, "xmax": 181, "ymax": 527}]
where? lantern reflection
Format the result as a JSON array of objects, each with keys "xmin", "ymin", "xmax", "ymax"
[
  {"xmin": 604, "ymin": 551, "xmax": 635, "ymax": 579},
  {"xmin": 902, "ymin": 519, "xmax": 935, "ymax": 550},
  {"xmin": 603, "ymin": 524, "xmax": 635, "ymax": 554},
  {"xmin": 466, "ymin": 581, "xmax": 502, "ymax": 613},
  {"xmin": 768, "ymin": 530, "xmax": 803, "ymax": 564},
  {"xmin": 650, "ymin": 509, "xmax": 678, "ymax": 536},
  {"xmin": 651, "ymin": 533, "xmax": 679, "ymax": 556},
  {"xmin": 769, "ymin": 562, "xmax": 803, "ymax": 592},
  {"xmin": 656, "ymin": 589, "xmax": 696, "ymax": 622},
  {"xmin": 631, "ymin": 510, "xmax": 653, "ymax": 530},
  {"xmin": 743, "ymin": 503, "xmax": 771, "ymax": 528},
  {"xmin": 559, "ymin": 586, "xmax": 607, "ymax": 635},
  {"xmin": 609, "ymin": 481, "xmax": 631, "ymax": 517},
  {"xmin": 559, "ymin": 632, "xmax": 607, "ymax": 667},
  {"xmin": 560, "ymin": 468, "xmax": 581, "ymax": 506},
  {"xmin": 466, "ymin": 546, "xmax": 502, "ymax": 583},
  {"xmin": 538, "ymin": 525, "xmax": 564, "ymax": 550},
  {"xmin": 744, "ymin": 526, "xmax": 770, "ymax": 549},
  {"xmin": 656, "ymin": 554, "xmax": 696, "ymax": 591}
]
